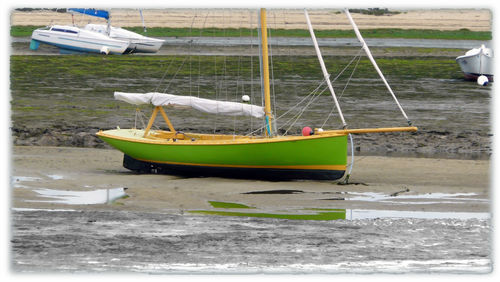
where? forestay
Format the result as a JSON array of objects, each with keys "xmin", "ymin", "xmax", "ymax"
[{"xmin": 114, "ymin": 92, "xmax": 265, "ymax": 118}]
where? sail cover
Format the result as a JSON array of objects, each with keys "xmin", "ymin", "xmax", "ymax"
[
  {"xmin": 68, "ymin": 8, "xmax": 110, "ymax": 20},
  {"xmin": 115, "ymin": 92, "xmax": 265, "ymax": 118}
]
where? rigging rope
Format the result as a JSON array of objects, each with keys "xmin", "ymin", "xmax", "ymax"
[
  {"xmin": 162, "ymin": 56, "xmax": 189, "ymax": 93},
  {"xmin": 244, "ymin": 79, "xmax": 325, "ymax": 137},
  {"xmin": 162, "ymin": 12, "xmax": 197, "ymax": 94},
  {"xmin": 249, "ymin": 10, "xmax": 256, "ymax": 134},
  {"xmin": 154, "ymin": 57, "xmax": 176, "ymax": 93},
  {"xmin": 244, "ymin": 80, "xmax": 327, "ymax": 137},
  {"xmin": 234, "ymin": 9, "xmax": 246, "ymax": 136},
  {"xmin": 321, "ymin": 48, "xmax": 363, "ymax": 128},
  {"xmin": 213, "ymin": 9, "xmax": 228, "ymax": 135},
  {"xmin": 273, "ymin": 46, "xmax": 363, "ymax": 134},
  {"xmin": 269, "ymin": 11, "xmax": 278, "ymax": 136},
  {"xmin": 244, "ymin": 78, "xmax": 328, "ymax": 137},
  {"xmin": 133, "ymin": 108, "xmax": 148, "ymax": 130},
  {"xmin": 275, "ymin": 80, "xmax": 326, "ymax": 125},
  {"xmin": 189, "ymin": 11, "xmax": 197, "ymax": 98},
  {"xmin": 282, "ymin": 84, "xmax": 328, "ymax": 135}
]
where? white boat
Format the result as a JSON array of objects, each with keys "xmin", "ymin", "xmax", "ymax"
[
  {"xmin": 30, "ymin": 25, "xmax": 130, "ymax": 54},
  {"xmin": 70, "ymin": 8, "xmax": 164, "ymax": 54},
  {"xmin": 456, "ymin": 44, "xmax": 493, "ymax": 82},
  {"xmin": 84, "ymin": 24, "xmax": 164, "ymax": 53}
]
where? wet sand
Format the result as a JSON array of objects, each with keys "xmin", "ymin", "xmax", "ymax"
[{"xmin": 11, "ymin": 145, "xmax": 490, "ymax": 214}]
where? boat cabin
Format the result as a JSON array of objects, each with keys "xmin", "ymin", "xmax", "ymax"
[{"xmin": 50, "ymin": 25, "xmax": 80, "ymax": 35}]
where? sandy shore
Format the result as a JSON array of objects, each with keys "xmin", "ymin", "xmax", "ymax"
[
  {"xmin": 10, "ymin": 8, "xmax": 492, "ymax": 31},
  {"xmin": 11, "ymin": 146, "xmax": 490, "ymax": 214}
]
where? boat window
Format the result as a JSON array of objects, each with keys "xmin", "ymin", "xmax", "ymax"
[{"xmin": 51, "ymin": 28, "xmax": 78, "ymax": 34}]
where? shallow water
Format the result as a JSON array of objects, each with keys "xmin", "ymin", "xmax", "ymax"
[
  {"xmin": 28, "ymin": 187, "xmax": 127, "ymax": 205},
  {"xmin": 11, "ymin": 209, "xmax": 491, "ymax": 274}
]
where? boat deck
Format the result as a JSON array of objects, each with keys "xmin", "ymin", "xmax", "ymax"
[{"xmin": 96, "ymin": 128, "xmax": 347, "ymax": 145}]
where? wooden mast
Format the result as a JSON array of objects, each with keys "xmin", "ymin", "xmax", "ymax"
[{"xmin": 260, "ymin": 8, "xmax": 273, "ymax": 137}]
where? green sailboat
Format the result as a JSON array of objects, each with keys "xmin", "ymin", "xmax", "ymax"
[{"xmin": 96, "ymin": 8, "xmax": 417, "ymax": 180}]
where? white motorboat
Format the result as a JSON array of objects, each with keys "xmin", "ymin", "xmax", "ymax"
[
  {"xmin": 30, "ymin": 25, "xmax": 130, "ymax": 54},
  {"xmin": 456, "ymin": 44, "xmax": 493, "ymax": 82},
  {"xmin": 84, "ymin": 24, "xmax": 164, "ymax": 54}
]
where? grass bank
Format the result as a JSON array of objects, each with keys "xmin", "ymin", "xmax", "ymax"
[{"xmin": 10, "ymin": 25, "xmax": 492, "ymax": 40}]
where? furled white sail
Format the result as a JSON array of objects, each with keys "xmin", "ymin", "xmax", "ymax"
[{"xmin": 114, "ymin": 92, "xmax": 265, "ymax": 118}]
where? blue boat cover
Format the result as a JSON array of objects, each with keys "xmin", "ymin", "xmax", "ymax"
[{"xmin": 68, "ymin": 8, "xmax": 109, "ymax": 20}]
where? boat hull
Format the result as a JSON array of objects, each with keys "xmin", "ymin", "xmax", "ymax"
[
  {"xmin": 122, "ymin": 154, "xmax": 346, "ymax": 180},
  {"xmin": 97, "ymin": 129, "xmax": 347, "ymax": 180},
  {"xmin": 84, "ymin": 24, "xmax": 164, "ymax": 53},
  {"xmin": 125, "ymin": 40, "xmax": 164, "ymax": 54},
  {"xmin": 456, "ymin": 47, "xmax": 494, "ymax": 81},
  {"xmin": 31, "ymin": 27, "xmax": 129, "ymax": 55}
]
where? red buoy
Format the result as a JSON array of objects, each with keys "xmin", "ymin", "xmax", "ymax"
[{"xmin": 302, "ymin": 126, "xmax": 313, "ymax": 136}]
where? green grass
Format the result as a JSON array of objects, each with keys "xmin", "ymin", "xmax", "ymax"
[
  {"xmin": 11, "ymin": 25, "xmax": 491, "ymax": 40},
  {"xmin": 11, "ymin": 25, "xmax": 42, "ymax": 37}
]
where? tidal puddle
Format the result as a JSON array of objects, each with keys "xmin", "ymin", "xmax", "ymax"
[
  {"xmin": 192, "ymin": 201, "xmax": 489, "ymax": 221},
  {"xmin": 192, "ymin": 201, "xmax": 346, "ymax": 220},
  {"xmin": 46, "ymin": 174, "xmax": 64, "ymax": 180},
  {"xmin": 12, "ymin": 174, "xmax": 64, "ymax": 189},
  {"xmin": 12, "ymin": 176, "xmax": 42, "ymax": 182},
  {"xmin": 346, "ymin": 209, "xmax": 490, "ymax": 220},
  {"xmin": 347, "ymin": 191, "xmax": 488, "ymax": 205},
  {"xmin": 29, "ymin": 188, "xmax": 128, "ymax": 205},
  {"xmin": 191, "ymin": 209, "xmax": 347, "ymax": 221},
  {"xmin": 12, "ymin": 176, "xmax": 42, "ymax": 189}
]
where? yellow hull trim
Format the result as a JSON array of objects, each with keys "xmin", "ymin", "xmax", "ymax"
[{"xmin": 96, "ymin": 129, "xmax": 347, "ymax": 146}]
